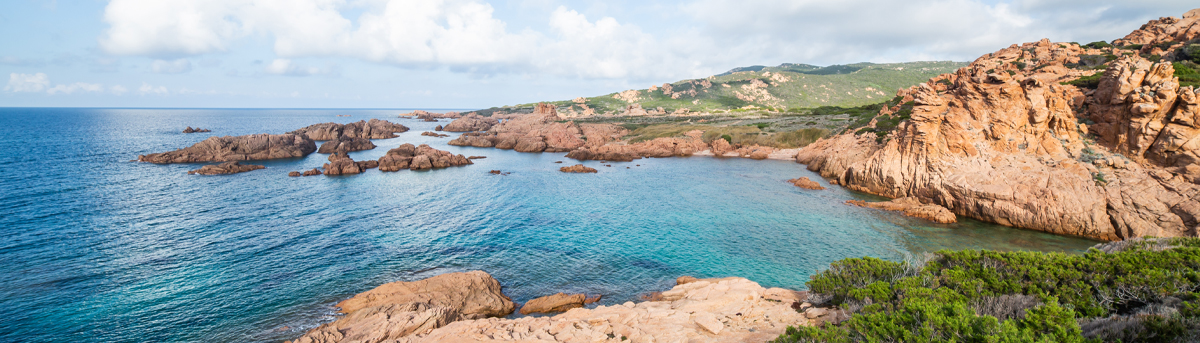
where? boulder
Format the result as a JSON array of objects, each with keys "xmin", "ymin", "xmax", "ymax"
[
  {"xmin": 302, "ymin": 168, "xmax": 322, "ymax": 176},
  {"xmin": 288, "ymin": 271, "xmax": 515, "ymax": 343},
  {"xmin": 519, "ymin": 293, "xmax": 586, "ymax": 315},
  {"xmin": 847, "ymin": 197, "xmax": 957, "ymax": 224},
  {"xmin": 186, "ymin": 161, "xmax": 264, "ymax": 175},
  {"xmin": 291, "ymin": 119, "xmax": 409, "ymax": 141},
  {"xmin": 139, "ymin": 133, "xmax": 316, "ymax": 163},
  {"xmin": 559, "ymin": 164, "xmax": 597, "ymax": 173},
  {"xmin": 787, "ymin": 177, "xmax": 825, "ymax": 190},
  {"xmin": 288, "ymin": 171, "xmax": 301, "ymax": 177},
  {"xmin": 317, "ymin": 137, "xmax": 376, "ymax": 154}
]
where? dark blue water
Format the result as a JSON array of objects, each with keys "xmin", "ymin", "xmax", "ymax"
[{"xmin": 0, "ymin": 108, "xmax": 1101, "ymax": 343}]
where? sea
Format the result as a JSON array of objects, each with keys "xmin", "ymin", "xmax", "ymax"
[{"xmin": 0, "ymin": 108, "xmax": 1102, "ymax": 343}]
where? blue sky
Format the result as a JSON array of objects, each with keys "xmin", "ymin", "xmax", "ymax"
[{"xmin": 1, "ymin": 0, "xmax": 1195, "ymax": 109}]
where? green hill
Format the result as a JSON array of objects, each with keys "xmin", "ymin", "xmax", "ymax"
[{"xmin": 479, "ymin": 61, "xmax": 967, "ymax": 116}]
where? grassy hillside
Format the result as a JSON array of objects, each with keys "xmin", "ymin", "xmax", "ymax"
[{"xmin": 478, "ymin": 61, "xmax": 965, "ymax": 116}]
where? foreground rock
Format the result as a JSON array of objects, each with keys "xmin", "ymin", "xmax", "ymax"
[
  {"xmin": 186, "ymin": 161, "xmax": 264, "ymax": 175},
  {"xmin": 291, "ymin": 119, "xmax": 410, "ymax": 141},
  {"xmin": 420, "ymin": 131, "xmax": 450, "ymax": 138},
  {"xmin": 317, "ymin": 137, "xmax": 376, "ymax": 154},
  {"xmin": 788, "ymin": 177, "xmax": 824, "ymax": 190},
  {"xmin": 847, "ymin": 197, "xmax": 957, "ymax": 224},
  {"xmin": 519, "ymin": 293, "xmax": 586, "ymax": 315},
  {"xmin": 393, "ymin": 277, "xmax": 809, "ymax": 343},
  {"xmin": 559, "ymin": 164, "xmax": 597, "ymax": 173},
  {"xmin": 287, "ymin": 271, "xmax": 515, "ymax": 343},
  {"xmin": 797, "ymin": 9, "xmax": 1200, "ymax": 240},
  {"xmin": 138, "ymin": 133, "xmax": 316, "ymax": 163},
  {"xmin": 377, "ymin": 144, "xmax": 473, "ymax": 171},
  {"xmin": 182, "ymin": 126, "xmax": 211, "ymax": 133},
  {"xmin": 323, "ymin": 151, "xmax": 378, "ymax": 176}
]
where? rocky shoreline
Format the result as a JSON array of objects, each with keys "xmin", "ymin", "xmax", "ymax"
[{"xmin": 286, "ymin": 271, "xmax": 817, "ymax": 343}]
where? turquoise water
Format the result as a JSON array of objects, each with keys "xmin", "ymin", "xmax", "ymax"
[{"xmin": 0, "ymin": 108, "xmax": 1101, "ymax": 343}]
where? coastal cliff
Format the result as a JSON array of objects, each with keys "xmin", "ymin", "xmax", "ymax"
[{"xmin": 797, "ymin": 8, "xmax": 1200, "ymax": 241}]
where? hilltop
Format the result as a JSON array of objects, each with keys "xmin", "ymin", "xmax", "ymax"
[{"xmin": 478, "ymin": 61, "xmax": 965, "ymax": 117}]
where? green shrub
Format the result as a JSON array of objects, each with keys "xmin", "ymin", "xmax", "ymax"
[
  {"xmin": 720, "ymin": 134, "xmax": 732, "ymax": 143},
  {"xmin": 1176, "ymin": 62, "xmax": 1200, "ymax": 88},
  {"xmin": 1122, "ymin": 44, "xmax": 1144, "ymax": 50},
  {"xmin": 776, "ymin": 238, "xmax": 1200, "ymax": 343},
  {"xmin": 1063, "ymin": 73, "xmax": 1105, "ymax": 89},
  {"xmin": 1085, "ymin": 41, "xmax": 1113, "ymax": 49}
]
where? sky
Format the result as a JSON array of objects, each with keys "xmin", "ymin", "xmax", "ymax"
[{"xmin": 0, "ymin": 0, "xmax": 1196, "ymax": 109}]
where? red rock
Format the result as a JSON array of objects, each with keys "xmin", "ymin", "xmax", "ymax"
[
  {"xmin": 519, "ymin": 293, "xmax": 586, "ymax": 315},
  {"xmin": 559, "ymin": 164, "xmax": 597, "ymax": 173},
  {"xmin": 787, "ymin": 177, "xmax": 824, "ymax": 190},
  {"xmin": 847, "ymin": 198, "xmax": 956, "ymax": 223},
  {"xmin": 139, "ymin": 133, "xmax": 316, "ymax": 163},
  {"xmin": 377, "ymin": 144, "xmax": 472, "ymax": 172},
  {"xmin": 291, "ymin": 119, "xmax": 409, "ymax": 140},
  {"xmin": 317, "ymin": 137, "xmax": 376, "ymax": 154},
  {"xmin": 187, "ymin": 161, "xmax": 265, "ymax": 175},
  {"xmin": 443, "ymin": 114, "xmax": 499, "ymax": 132},
  {"xmin": 288, "ymin": 171, "xmax": 301, "ymax": 177}
]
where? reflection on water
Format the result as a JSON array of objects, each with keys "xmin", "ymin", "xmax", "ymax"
[{"xmin": 0, "ymin": 108, "xmax": 1101, "ymax": 343}]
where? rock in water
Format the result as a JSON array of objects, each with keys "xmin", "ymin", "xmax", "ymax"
[
  {"xmin": 442, "ymin": 114, "xmax": 499, "ymax": 132},
  {"xmin": 291, "ymin": 119, "xmax": 409, "ymax": 140},
  {"xmin": 846, "ymin": 197, "xmax": 956, "ymax": 223},
  {"xmin": 787, "ymin": 177, "xmax": 825, "ymax": 190},
  {"xmin": 288, "ymin": 171, "xmax": 301, "ymax": 177},
  {"xmin": 187, "ymin": 161, "xmax": 265, "ymax": 175},
  {"xmin": 559, "ymin": 164, "xmax": 597, "ymax": 173},
  {"xmin": 323, "ymin": 151, "xmax": 377, "ymax": 176},
  {"xmin": 317, "ymin": 137, "xmax": 376, "ymax": 154},
  {"xmin": 301, "ymin": 168, "xmax": 322, "ymax": 176},
  {"xmin": 420, "ymin": 131, "xmax": 450, "ymax": 138},
  {"xmin": 377, "ymin": 144, "xmax": 472, "ymax": 172},
  {"xmin": 287, "ymin": 271, "xmax": 515, "ymax": 343},
  {"xmin": 519, "ymin": 293, "xmax": 586, "ymax": 315},
  {"xmin": 182, "ymin": 126, "xmax": 210, "ymax": 133},
  {"xmin": 138, "ymin": 133, "xmax": 316, "ymax": 163}
]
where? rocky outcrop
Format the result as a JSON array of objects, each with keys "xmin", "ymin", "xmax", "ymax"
[
  {"xmin": 795, "ymin": 11, "xmax": 1200, "ymax": 240},
  {"xmin": 377, "ymin": 144, "xmax": 472, "ymax": 172},
  {"xmin": 287, "ymin": 271, "xmax": 515, "ymax": 343},
  {"xmin": 519, "ymin": 293, "xmax": 586, "ymax": 315},
  {"xmin": 566, "ymin": 135, "xmax": 708, "ymax": 162},
  {"xmin": 420, "ymin": 131, "xmax": 450, "ymax": 138},
  {"xmin": 291, "ymin": 119, "xmax": 410, "ymax": 141},
  {"xmin": 788, "ymin": 177, "xmax": 825, "ymax": 190},
  {"xmin": 847, "ymin": 198, "xmax": 957, "ymax": 224},
  {"xmin": 1113, "ymin": 9, "xmax": 1200, "ymax": 47},
  {"xmin": 182, "ymin": 126, "xmax": 211, "ymax": 133},
  {"xmin": 138, "ymin": 133, "xmax": 316, "ymax": 163},
  {"xmin": 317, "ymin": 137, "xmax": 376, "ymax": 154},
  {"xmin": 405, "ymin": 110, "xmax": 462, "ymax": 121},
  {"xmin": 391, "ymin": 277, "xmax": 808, "ymax": 343},
  {"xmin": 186, "ymin": 161, "xmax": 264, "ymax": 175},
  {"xmin": 323, "ymin": 151, "xmax": 378, "ymax": 176},
  {"xmin": 559, "ymin": 164, "xmax": 597, "ymax": 173},
  {"xmin": 443, "ymin": 114, "xmax": 499, "ymax": 132}
]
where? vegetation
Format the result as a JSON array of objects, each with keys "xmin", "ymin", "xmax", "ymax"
[
  {"xmin": 1064, "ymin": 73, "xmax": 1105, "ymax": 89},
  {"xmin": 775, "ymin": 238, "xmax": 1200, "ymax": 343},
  {"xmin": 1084, "ymin": 41, "xmax": 1113, "ymax": 49},
  {"xmin": 1176, "ymin": 62, "xmax": 1200, "ymax": 88}
]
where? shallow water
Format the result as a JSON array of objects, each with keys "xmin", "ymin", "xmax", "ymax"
[{"xmin": 0, "ymin": 108, "xmax": 1101, "ymax": 343}]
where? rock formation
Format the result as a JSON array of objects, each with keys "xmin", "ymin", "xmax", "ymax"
[
  {"xmin": 559, "ymin": 164, "xmax": 597, "ymax": 173},
  {"xmin": 387, "ymin": 277, "xmax": 808, "ymax": 343},
  {"xmin": 377, "ymin": 144, "xmax": 473, "ymax": 172},
  {"xmin": 443, "ymin": 114, "xmax": 499, "ymax": 132},
  {"xmin": 302, "ymin": 168, "xmax": 322, "ymax": 176},
  {"xmin": 186, "ymin": 161, "xmax": 264, "ymax": 175},
  {"xmin": 287, "ymin": 271, "xmax": 515, "ymax": 343},
  {"xmin": 788, "ymin": 177, "xmax": 824, "ymax": 190},
  {"xmin": 291, "ymin": 119, "xmax": 410, "ymax": 141},
  {"xmin": 519, "ymin": 293, "xmax": 586, "ymax": 315},
  {"xmin": 182, "ymin": 126, "xmax": 211, "ymax": 133},
  {"xmin": 138, "ymin": 133, "xmax": 316, "ymax": 163},
  {"xmin": 796, "ymin": 9, "xmax": 1200, "ymax": 240},
  {"xmin": 317, "ymin": 137, "xmax": 376, "ymax": 154},
  {"xmin": 288, "ymin": 171, "xmax": 301, "ymax": 177},
  {"xmin": 323, "ymin": 151, "xmax": 378, "ymax": 176},
  {"xmin": 405, "ymin": 110, "xmax": 462, "ymax": 121},
  {"xmin": 420, "ymin": 132, "xmax": 450, "ymax": 138},
  {"xmin": 565, "ymin": 130, "xmax": 707, "ymax": 162},
  {"xmin": 846, "ymin": 198, "xmax": 957, "ymax": 224}
]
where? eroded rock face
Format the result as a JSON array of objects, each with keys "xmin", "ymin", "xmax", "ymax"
[
  {"xmin": 518, "ymin": 293, "xmax": 586, "ymax": 315},
  {"xmin": 391, "ymin": 277, "xmax": 808, "ymax": 343},
  {"xmin": 847, "ymin": 198, "xmax": 957, "ymax": 224},
  {"xmin": 377, "ymin": 144, "xmax": 472, "ymax": 172},
  {"xmin": 187, "ymin": 161, "xmax": 264, "ymax": 175},
  {"xmin": 287, "ymin": 271, "xmax": 515, "ymax": 343},
  {"xmin": 317, "ymin": 137, "xmax": 376, "ymax": 154},
  {"xmin": 138, "ymin": 133, "xmax": 316, "ymax": 163},
  {"xmin": 443, "ymin": 114, "xmax": 499, "ymax": 132},
  {"xmin": 291, "ymin": 119, "xmax": 410, "ymax": 141},
  {"xmin": 796, "ymin": 11, "xmax": 1200, "ymax": 240}
]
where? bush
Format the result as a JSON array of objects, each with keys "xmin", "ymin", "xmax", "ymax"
[
  {"xmin": 775, "ymin": 238, "xmax": 1200, "ymax": 343},
  {"xmin": 720, "ymin": 134, "xmax": 732, "ymax": 143},
  {"xmin": 1064, "ymin": 73, "xmax": 1105, "ymax": 89},
  {"xmin": 1176, "ymin": 62, "xmax": 1200, "ymax": 88},
  {"xmin": 1085, "ymin": 41, "xmax": 1113, "ymax": 49}
]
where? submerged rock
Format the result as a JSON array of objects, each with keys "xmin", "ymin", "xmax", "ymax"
[
  {"xmin": 139, "ymin": 133, "xmax": 316, "ymax": 163},
  {"xmin": 187, "ymin": 161, "xmax": 264, "ymax": 175}
]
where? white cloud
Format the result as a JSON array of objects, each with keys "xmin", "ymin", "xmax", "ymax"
[
  {"xmin": 47, "ymin": 82, "xmax": 105, "ymax": 95},
  {"xmin": 151, "ymin": 59, "xmax": 192, "ymax": 74},
  {"xmin": 110, "ymin": 85, "xmax": 128, "ymax": 95},
  {"xmin": 138, "ymin": 82, "xmax": 169, "ymax": 95},
  {"xmin": 263, "ymin": 59, "xmax": 327, "ymax": 76},
  {"xmin": 5, "ymin": 73, "xmax": 51, "ymax": 92}
]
